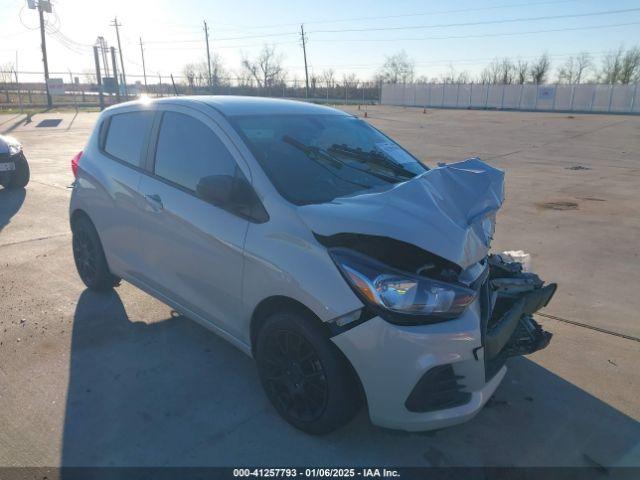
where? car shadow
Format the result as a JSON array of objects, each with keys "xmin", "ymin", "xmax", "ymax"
[
  {"xmin": 61, "ymin": 289, "xmax": 640, "ymax": 467},
  {"xmin": 0, "ymin": 187, "xmax": 26, "ymax": 233}
]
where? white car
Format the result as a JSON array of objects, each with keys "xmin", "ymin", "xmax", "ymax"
[
  {"xmin": 0, "ymin": 134, "xmax": 30, "ymax": 189},
  {"xmin": 69, "ymin": 96, "xmax": 556, "ymax": 434}
]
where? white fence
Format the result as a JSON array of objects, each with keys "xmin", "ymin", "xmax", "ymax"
[{"xmin": 381, "ymin": 83, "xmax": 640, "ymax": 114}]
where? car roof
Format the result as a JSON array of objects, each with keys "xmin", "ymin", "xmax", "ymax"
[{"xmin": 107, "ymin": 95, "xmax": 350, "ymax": 117}]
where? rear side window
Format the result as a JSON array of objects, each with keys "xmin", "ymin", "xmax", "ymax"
[
  {"xmin": 154, "ymin": 111, "xmax": 237, "ymax": 191},
  {"xmin": 104, "ymin": 111, "xmax": 154, "ymax": 167}
]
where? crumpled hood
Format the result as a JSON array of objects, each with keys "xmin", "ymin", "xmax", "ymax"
[{"xmin": 298, "ymin": 158, "xmax": 505, "ymax": 270}]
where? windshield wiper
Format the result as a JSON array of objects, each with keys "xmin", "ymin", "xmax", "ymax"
[
  {"xmin": 327, "ymin": 144, "xmax": 418, "ymax": 179},
  {"xmin": 282, "ymin": 135, "xmax": 371, "ymax": 188},
  {"xmin": 282, "ymin": 135, "xmax": 400, "ymax": 184}
]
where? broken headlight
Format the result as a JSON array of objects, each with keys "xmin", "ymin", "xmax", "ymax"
[{"xmin": 331, "ymin": 248, "xmax": 477, "ymax": 325}]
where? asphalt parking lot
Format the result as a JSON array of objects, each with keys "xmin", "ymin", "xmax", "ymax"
[{"xmin": 0, "ymin": 105, "xmax": 638, "ymax": 468}]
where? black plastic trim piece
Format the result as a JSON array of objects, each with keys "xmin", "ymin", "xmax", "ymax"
[
  {"xmin": 484, "ymin": 299, "xmax": 525, "ymax": 359},
  {"xmin": 405, "ymin": 364, "xmax": 471, "ymax": 413},
  {"xmin": 326, "ymin": 308, "xmax": 376, "ymax": 337}
]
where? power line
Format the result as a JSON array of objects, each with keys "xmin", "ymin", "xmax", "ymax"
[
  {"xmin": 138, "ymin": 21, "xmax": 640, "ymax": 51},
  {"xmin": 143, "ymin": 29, "xmax": 298, "ymax": 44},
  {"xmin": 206, "ymin": 0, "xmax": 581, "ymax": 31},
  {"xmin": 309, "ymin": 21, "xmax": 640, "ymax": 44},
  {"xmin": 140, "ymin": 7, "xmax": 640, "ymax": 44},
  {"xmin": 310, "ymin": 7, "xmax": 640, "ymax": 34},
  {"xmin": 144, "ymin": 40, "xmax": 299, "ymax": 51},
  {"xmin": 113, "ymin": 0, "xmax": 580, "ymax": 34}
]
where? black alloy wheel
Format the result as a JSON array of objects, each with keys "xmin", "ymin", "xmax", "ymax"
[
  {"xmin": 262, "ymin": 328, "xmax": 329, "ymax": 423},
  {"xmin": 73, "ymin": 226, "xmax": 98, "ymax": 285},
  {"xmin": 256, "ymin": 311, "xmax": 362, "ymax": 434},
  {"xmin": 71, "ymin": 215, "xmax": 120, "ymax": 291}
]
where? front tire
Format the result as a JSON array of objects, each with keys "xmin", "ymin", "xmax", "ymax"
[
  {"xmin": 71, "ymin": 215, "xmax": 120, "ymax": 291},
  {"xmin": 255, "ymin": 311, "xmax": 362, "ymax": 434},
  {"xmin": 5, "ymin": 153, "xmax": 30, "ymax": 189}
]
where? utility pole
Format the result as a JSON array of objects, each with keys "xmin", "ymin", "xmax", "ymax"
[
  {"xmin": 93, "ymin": 45, "xmax": 104, "ymax": 110},
  {"xmin": 300, "ymin": 24, "xmax": 310, "ymax": 99},
  {"xmin": 37, "ymin": 1, "xmax": 52, "ymax": 107},
  {"xmin": 110, "ymin": 46, "xmax": 120, "ymax": 102},
  {"xmin": 203, "ymin": 20, "xmax": 212, "ymax": 88},
  {"xmin": 97, "ymin": 37, "xmax": 110, "ymax": 77},
  {"xmin": 139, "ymin": 37, "xmax": 147, "ymax": 89},
  {"xmin": 111, "ymin": 17, "xmax": 128, "ymax": 96}
]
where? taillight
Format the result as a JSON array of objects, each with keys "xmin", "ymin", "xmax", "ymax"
[{"xmin": 71, "ymin": 151, "xmax": 83, "ymax": 178}]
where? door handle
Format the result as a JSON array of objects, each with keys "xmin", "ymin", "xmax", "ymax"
[{"xmin": 144, "ymin": 193, "xmax": 164, "ymax": 212}]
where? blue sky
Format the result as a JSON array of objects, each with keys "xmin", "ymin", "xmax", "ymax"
[{"xmin": 1, "ymin": 0, "xmax": 639, "ymax": 83}]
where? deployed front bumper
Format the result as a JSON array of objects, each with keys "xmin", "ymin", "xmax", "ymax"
[{"xmin": 332, "ymin": 257, "xmax": 556, "ymax": 432}]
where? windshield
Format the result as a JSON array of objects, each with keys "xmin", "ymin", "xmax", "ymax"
[{"xmin": 229, "ymin": 113, "xmax": 427, "ymax": 205}]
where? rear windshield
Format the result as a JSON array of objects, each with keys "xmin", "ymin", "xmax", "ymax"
[{"xmin": 229, "ymin": 114, "xmax": 426, "ymax": 206}]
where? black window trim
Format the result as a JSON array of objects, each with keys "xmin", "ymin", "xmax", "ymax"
[
  {"xmin": 99, "ymin": 110, "xmax": 157, "ymax": 173},
  {"xmin": 143, "ymin": 109, "xmax": 269, "ymax": 224}
]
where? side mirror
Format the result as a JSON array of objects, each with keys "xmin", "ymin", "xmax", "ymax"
[{"xmin": 196, "ymin": 174, "xmax": 269, "ymax": 223}]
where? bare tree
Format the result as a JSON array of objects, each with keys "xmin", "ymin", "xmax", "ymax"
[
  {"xmin": 210, "ymin": 53, "xmax": 228, "ymax": 86},
  {"xmin": 557, "ymin": 52, "xmax": 592, "ymax": 84},
  {"xmin": 342, "ymin": 73, "xmax": 359, "ymax": 89},
  {"xmin": 480, "ymin": 59, "xmax": 501, "ymax": 84},
  {"xmin": 321, "ymin": 69, "xmax": 335, "ymax": 89},
  {"xmin": 0, "ymin": 62, "xmax": 15, "ymax": 84},
  {"xmin": 378, "ymin": 51, "xmax": 415, "ymax": 84},
  {"xmin": 599, "ymin": 47, "xmax": 624, "ymax": 84},
  {"xmin": 242, "ymin": 45, "xmax": 286, "ymax": 88},
  {"xmin": 235, "ymin": 68, "xmax": 255, "ymax": 88},
  {"xmin": 183, "ymin": 55, "xmax": 227, "ymax": 88},
  {"xmin": 414, "ymin": 75, "xmax": 431, "ymax": 84},
  {"xmin": 529, "ymin": 53, "xmax": 551, "ymax": 84},
  {"xmin": 619, "ymin": 46, "xmax": 640, "ymax": 84},
  {"xmin": 183, "ymin": 63, "xmax": 199, "ymax": 88},
  {"xmin": 515, "ymin": 60, "xmax": 529, "ymax": 84},
  {"xmin": 440, "ymin": 65, "xmax": 470, "ymax": 84},
  {"xmin": 309, "ymin": 71, "xmax": 319, "ymax": 94},
  {"xmin": 183, "ymin": 62, "xmax": 208, "ymax": 87},
  {"xmin": 498, "ymin": 58, "xmax": 516, "ymax": 84}
]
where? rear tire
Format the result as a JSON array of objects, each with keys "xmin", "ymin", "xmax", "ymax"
[
  {"xmin": 255, "ymin": 311, "xmax": 362, "ymax": 434},
  {"xmin": 71, "ymin": 215, "xmax": 120, "ymax": 291},
  {"xmin": 5, "ymin": 153, "xmax": 30, "ymax": 189}
]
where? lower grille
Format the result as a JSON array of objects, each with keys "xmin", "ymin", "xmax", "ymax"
[{"xmin": 405, "ymin": 364, "xmax": 471, "ymax": 413}]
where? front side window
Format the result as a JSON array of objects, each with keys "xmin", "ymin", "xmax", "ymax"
[
  {"xmin": 154, "ymin": 111, "xmax": 237, "ymax": 192},
  {"xmin": 103, "ymin": 111, "xmax": 154, "ymax": 166},
  {"xmin": 229, "ymin": 114, "xmax": 427, "ymax": 206}
]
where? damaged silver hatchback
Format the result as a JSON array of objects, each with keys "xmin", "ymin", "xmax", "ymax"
[{"xmin": 69, "ymin": 96, "xmax": 556, "ymax": 434}]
